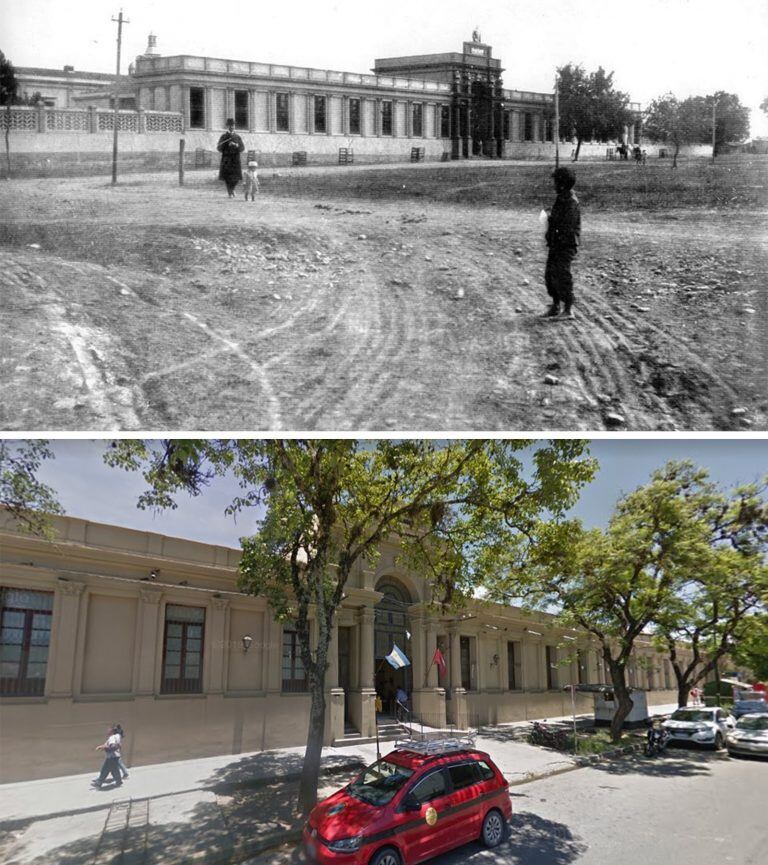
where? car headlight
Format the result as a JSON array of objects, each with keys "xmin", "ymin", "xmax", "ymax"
[{"xmin": 326, "ymin": 834, "xmax": 363, "ymax": 853}]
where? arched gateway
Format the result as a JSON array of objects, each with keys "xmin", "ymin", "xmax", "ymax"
[{"xmin": 374, "ymin": 579, "xmax": 413, "ymax": 717}]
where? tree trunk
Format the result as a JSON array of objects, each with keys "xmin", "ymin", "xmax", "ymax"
[
  {"xmin": 677, "ymin": 680, "xmax": 689, "ymax": 708},
  {"xmin": 298, "ymin": 671, "xmax": 327, "ymax": 815},
  {"xmin": 4, "ymin": 105, "xmax": 10, "ymax": 179},
  {"xmin": 573, "ymin": 138, "xmax": 582, "ymax": 162},
  {"xmin": 672, "ymin": 142, "xmax": 679, "ymax": 169},
  {"xmin": 607, "ymin": 657, "xmax": 633, "ymax": 743}
]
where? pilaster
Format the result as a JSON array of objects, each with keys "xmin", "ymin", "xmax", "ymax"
[
  {"xmin": 47, "ymin": 579, "xmax": 85, "ymax": 698},
  {"xmin": 206, "ymin": 596, "xmax": 229, "ymax": 695},
  {"xmin": 134, "ymin": 587, "xmax": 163, "ymax": 696}
]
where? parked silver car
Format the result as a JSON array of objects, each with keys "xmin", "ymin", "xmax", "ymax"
[
  {"xmin": 731, "ymin": 699, "xmax": 768, "ymax": 720},
  {"xmin": 727, "ymin": 713, "xmax": 768, "ymax": 758},
  {"xmin": 662, "ymin": 707, "xmax": 735, "ymax": 750}
]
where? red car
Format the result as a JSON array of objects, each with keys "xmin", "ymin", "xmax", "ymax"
[{"xmin": 303, "ymin": 739, "xmax": 512, "ymax": 865}]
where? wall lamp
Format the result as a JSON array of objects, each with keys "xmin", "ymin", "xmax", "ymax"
[{"xmin": 242, "ymin": 635, "xmax": 253, "ymax": 654}]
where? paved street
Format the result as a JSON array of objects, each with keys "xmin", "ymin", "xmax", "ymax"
[{"xmin": 248, "ymin": 749, "xmax": 768, "ymax": 865}]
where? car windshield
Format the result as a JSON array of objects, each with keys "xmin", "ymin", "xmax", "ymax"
[
  {"xmin": 737, "ymin": 715, "xmax": 768, "ymax": 731},
  {"xmin": 347, "ymin": 759, "xmax": 415, "ymax": 807},
  {"xmin": 670, "ymin": 710, "xmax": 713, "ymax": 722}
]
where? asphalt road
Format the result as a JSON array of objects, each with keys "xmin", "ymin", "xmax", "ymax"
[{"xmin": 249, "ymin": 748, "xmax": 767, "ymax": 865}]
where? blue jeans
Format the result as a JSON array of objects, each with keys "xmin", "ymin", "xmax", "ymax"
[{"xmin": 95, "ymin": 755, "xmax": 122, "ymax": 786}]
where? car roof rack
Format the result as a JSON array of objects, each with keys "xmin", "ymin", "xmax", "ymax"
[{"xmin": 395, "ymin": 733, "xmax": 477, "ymax": 756}]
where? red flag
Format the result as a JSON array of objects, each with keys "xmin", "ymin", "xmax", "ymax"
[{"xmin": 432, "ymin": 647, "xmax": 446, "ymax": 677}]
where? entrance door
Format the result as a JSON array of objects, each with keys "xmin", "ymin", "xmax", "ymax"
[{"xmin": 338, "ymin": 626, "xmax": 352, "ymax": 723}]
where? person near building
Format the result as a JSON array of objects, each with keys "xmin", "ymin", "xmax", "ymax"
[
  {"xmin": 114, "ymin": 723, "xmax": 129, "ymax": 779},
  {"xmin": 217, "ymin": 118, "xmax": 245, "ymax": 198},
  {"xmin": 543, "ymin": 166, "xmax": 581, "ymax": 319},
  {"xmin": 91, "ymin": 725, "xmax": 123, "ymax": 788},
  {"xmin": 395, "ymin": 686, "xmax": 409, "ymax": 721}
]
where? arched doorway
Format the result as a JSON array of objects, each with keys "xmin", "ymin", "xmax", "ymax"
[{"xmin": 374, "ymin": 580, "xmax": 412, "ymax": 718}]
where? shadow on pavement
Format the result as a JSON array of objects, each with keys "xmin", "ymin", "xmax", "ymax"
[{"xmin": 586, "ymin": 749, "xmax": 720, "ymax": 778}]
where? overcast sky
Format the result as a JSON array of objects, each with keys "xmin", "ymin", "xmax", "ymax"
[
  {"xmin": 3, "ymin": 0, "xmax": 767, "ymax": 136},
  {"xmin": 18, "ymin": 438, "xmax": 768, "ymax": 549}
]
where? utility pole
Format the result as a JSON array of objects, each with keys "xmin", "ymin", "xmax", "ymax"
[
  {"xmin": 711, "ymin": 98, "xmax": 717, "ymax": 165},
  {"xmin": 111, "ymin": 9, "xmax": 129, "ymax": 185},
  {"xmin": 554, "ymin": 71, "xmax": 560, "ymax": 168}
]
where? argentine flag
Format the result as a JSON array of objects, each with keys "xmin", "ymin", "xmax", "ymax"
[{"xmin": 385, "ymin": 643, "xmax": 410, "ymax": 670}]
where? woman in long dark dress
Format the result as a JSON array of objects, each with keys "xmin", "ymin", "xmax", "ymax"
[{"xmin": 217, "ymin": 118, "xmax": 245, "ymax": 197}]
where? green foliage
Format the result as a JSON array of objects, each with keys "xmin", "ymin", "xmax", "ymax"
[
  {"xmin": 0, "ymin": 441, "xmax": 64, "ymax": 536},
  {"xmin": 732, "ymin": 613, "xmax": 768, "ymax": 680},
  {"xmin": 557, "ymin": 63, "xmax": 633, "ymax": 150}
]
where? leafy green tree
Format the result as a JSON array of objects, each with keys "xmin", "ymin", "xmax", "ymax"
[
  {"xmin": 106, "ymin": 438, "xmax": 596, "ymax": 813},
  {"xmin": 485, "ymin": 461, "xmax": 760, "ymax": 742},
  {"xmin": 0, "ymin": 440, "xmax": 63, "ymax": 536},
  {"xmin": 760, "ymin": 96, "xmax": 768, "ymax": 118},
  {"xmin": 643, "ymin": 93, "xmax": 709, "ymax": 168},
  {"xmin": 709, "ymin": 91, "xmax": 750, "ymax": 154},
  {"xmin": 731, "ymin": 613, "xmax": 768, "ymax": 680},
  {"xmin": 1, "ymin": 50, "xmax": 19, "ymax": 179},
  {"xmin": 557, "ymin": 63, "xmax": 633, "ymax": 161}
]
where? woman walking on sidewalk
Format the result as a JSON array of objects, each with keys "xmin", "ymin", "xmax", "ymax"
[{"xmin": 91, "ymin": 725, "xmax": 123, "ymax": 789}]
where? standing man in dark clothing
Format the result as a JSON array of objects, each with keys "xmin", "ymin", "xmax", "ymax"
[
  {"xmin": 217, "ymin": 118, "xmax": 245, "ymax": 197},
  {"xmin": 544, "ymin": 166, "xmax": 581, "ymax": 319}
]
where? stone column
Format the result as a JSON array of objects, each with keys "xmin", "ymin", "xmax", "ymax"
[
  {"xmin": 267, "ymin": 90, "xmax": 275, "ymax": 133},
  {"xmin": 306, "ymin": 95, "xmax": 313, "ymax": 135},
  {"xmin": 248, "ymin": 90, "xmax": 256, "ymax": 133},
  {"xmin": 47, "ymin": 580, "xmax": 85, "ymax": 698},
  {"xmin": 288, "ymin": 92, "xmax": 296, "ymax": 134},
  {"xmin": 409, "ymin": 613, "xmax": 425, "ymax": 688},
  {"xmin": 325, "ymin": 95, "xmax": 332, "ymax": 136},
  {"xmin": 447, "ymin": 624, "xmax": 468, "ymax": 728},
  {"xmin": 204, "ymin": 88, "xmax": 213, "ymax": 131},
  {"xmin": 342, "ymin": 96, "xmax": 349, "ymax": 136},
  {"xmin": 134, "ymin": 587, "xmax": 163, "ymax": 696},
  {"xmin": 206, "ymin": 596, "xmax": 229, "ymax": 695},
  {"xmin": 392, "ymin": 99, "xmax": 399, "ymax": 137},
  {"xmin": 182, "ymin": 86, "xmax": 191, "ymax": 130},
  {"xmin": 326, "ymin": 618, "xmax": 339, "ymax": 689},
  {"xmin": 405, "ymin": 101, "xmax": 412, "ymax": 138},
  {"xmin": 425, "ymin": 619, "xmax": 439, "ymax": 687},
  {"xmin": 355, "ymin": 608, "xmax": 376, "ymax": 736},
  {"xmin": 37, "ymin": 104, "xmax": 46, "ymax": 133},
  {"xmin": 375, "ymin": 98, "xmax": 382, "ymax": 137}
]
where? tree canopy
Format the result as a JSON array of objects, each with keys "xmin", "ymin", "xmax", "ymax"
[
  {"xmin": 557, "ymin": 63, "xmax": 633, "ymax": 161},
  {"xmin": 0, "ymin": 440, "xmax": 63, "ymax": 536},
  {"xmin": 106, "ymin": 438, "xmax": 596, "ymax": 811}
]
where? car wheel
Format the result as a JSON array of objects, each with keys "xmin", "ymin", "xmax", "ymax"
[
  {"xmin": 481, "ymin": 809, "xmax": 506, "ymax": 849},
  {"xmin": 369, "ymin": 846, "xmax": 401, "ymax": 865},
  {"xmin": 714, "ymin": 733, "xmax": 724, "ymax": 751}
]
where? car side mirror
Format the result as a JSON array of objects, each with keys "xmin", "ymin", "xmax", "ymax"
[{"xmin": 402, "ymin": 793, "xmax": 421, "ymax": 813}]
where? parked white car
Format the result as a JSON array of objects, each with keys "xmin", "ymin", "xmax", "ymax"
[
  {"xmin": 727, "ymin": 713, "xmax": 768, "ymax": 759},
  {"xmin": 662, "ymin": 707, "xmax": 735, "ymax": 750}
]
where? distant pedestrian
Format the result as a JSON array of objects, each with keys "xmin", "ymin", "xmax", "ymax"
[
  {"xmin": 217, "ymin": 118, "xmax": 245, "ymax": 198},
  {"xmin": 114, "ymin": 723, "xmax": 129, "ymax": 779},
  {"xmin": 243, "ymin": 160, "xmax": 259, "ymax": 201},
  {"xmin": 543, "ymin": 166, "xmax": 581, "ymax": 319},
  {"xmin": 91, "ymin": 725, "xmax": 123, "ymax": 789},
  {"xmin": 395, "ymin": 686, "xmax": 409, "ymax": 721}
]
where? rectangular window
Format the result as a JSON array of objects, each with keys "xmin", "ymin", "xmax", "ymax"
[
  {"xmin": 507, "ymin": 641, "xmax": 517, "ymax": 690},
  {"xmin": 189, "ymin": 87, "xmax": 205, "ymax": 129},
  {"xmin": 440, "ymin": 105, "xmax": 451, "ymax": 139},
  {"xmin": 460, "ymin": 636, "xmax": 471, "ymax": 691},
  {"xmin": 546, "ymin": 645, "xmax": 556, "ymax": 689},
  {"xmin": 503, "ymin": 111, "xmax": 511, "ymax": 141},
  {"xmin": 349, "ymin": 98, "xmax": 361, "ymax": 135},
  {"xmin": 162, "ymin": 604, "xmax": 205, "ymax": 694},
  {"xmin": 448, "ymin": 762, "xmax": 478, "ymax": 791},
  {"xmin": 0, "ymin": 588, "xmax": 53, "ymax": 696},
  {"xmin": 282, "ymin": 627, "xmax": 307, "ymax": 692},
  {"xmin": 314, "ymin": 95, "xmax": 326, "ymax": 133},
  {"xmin": 382, "ymin": 101, "xmax": 393, "ymax": 136},
  {"xmin": 524, "ymin": 112, "xmax": 533, "ymax": 142},
  {"xmin": 234, "ymin": 90, "xmax": 248, "ymax": 129},
  {"xmin": 276, "ymin": 93, "xmax": 289, "ymax": 132},
  {"xmin": 412, "ymin": 103, "xmax": 423, "ymax": 137},
  {"xmin": 545, "ymin": 116, "xmax": 554, "ymax": 142}
]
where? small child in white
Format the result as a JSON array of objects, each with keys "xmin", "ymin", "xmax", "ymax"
[{"xmin": 243, "ymin": 160, "xmax": 259, "ymax": 201}]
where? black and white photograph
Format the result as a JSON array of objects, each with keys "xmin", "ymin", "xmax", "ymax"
[{"xmin": 1, "ymin": 0, "xmax": 766, "ymax": 431}]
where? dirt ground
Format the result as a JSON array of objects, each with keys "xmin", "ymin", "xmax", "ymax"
[{"xmin": 1, "ymin": 162, "xmax": 766, "ymax": 431}]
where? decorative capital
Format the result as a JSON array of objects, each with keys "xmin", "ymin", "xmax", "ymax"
[
  {"xmin": 56, "ymin": 578, "xmax": 85, "ymax": 597},
  {"xmin": 139, "ymin": 587, "xmax": 162, "ymax": 604},
  {"xmin": 357, "ymin": 607, "xmax": 375, "ymax": 625},
  {"xmin": 211, "ymin": 596, "xmax": 230, "ymax": 611}
]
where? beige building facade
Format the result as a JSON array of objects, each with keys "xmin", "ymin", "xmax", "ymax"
[{"xmin": 1, "ymin": 514, "xmax": 687, "ymax": 782}]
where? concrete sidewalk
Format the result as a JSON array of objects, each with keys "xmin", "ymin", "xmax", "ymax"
[{"xmin": 0, "ymin": 705, "xmax": 679, "ymax": 865}]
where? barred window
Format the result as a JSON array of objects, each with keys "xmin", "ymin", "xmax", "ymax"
[
  {"xmin": 1, "ymin": 588, "xmax": 53, "ymax": 696},
  {"xmin": 460, "ymin": 636, "xmax": 472, "ymax": 691},
  {"xmin": 189, "ymin": 87, "xmax": 205, "ymax": 129},
  {"xmin": 441, "ymin": 105, "xmax": 451, "ymax": 139},
  {"xmin": 282, "ymin": 627, "xmax": 307, "ymax": 692},
  {"xmin": 524, "ymin": 112, "xmax": 533, "ymax": 142},
  {"xmin": 234, "ymin": 90, "xmax": 248, "ymax": 129},
  {"xmin": 349, "ymin": 98, "xmax": 361, "ymax": 135},
  {"xmin": 162, "ymin": 604, "xmax": 205, "ymax": 694},
  {"xmin": 276, "ymin": 93, "xmax": 289, "ymax": 131},
  {"xmin": 507, "ymin": 641, "xmax": 518, "ymax": 690},
  {"xmin": 382, "ymin": 101, "xmax": 393, "ymax": 136},
  {"xmin": 412, "ymin": 103, "xmax": 423, "ymax": 137},
  {"xmin": 314, "ymin": 96, "xmax": 326, "ymax": 133}
]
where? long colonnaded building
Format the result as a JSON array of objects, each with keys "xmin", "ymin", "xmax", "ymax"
[
  {"xmin": 9, "ymin": 32, "xmax": 643, "ymax": 167},
  {"xmin": 2, "ymin": 512, "xmax": 692, "ymax": 782}
]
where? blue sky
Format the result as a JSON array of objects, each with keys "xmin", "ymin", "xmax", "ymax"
[
  {"xmin": 23, "ymin": 438, "xmax": 768, "ymax": 548},
  {"xmin": 3, "ymin": 0, "xmax": 767, "ymax": 137}
]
